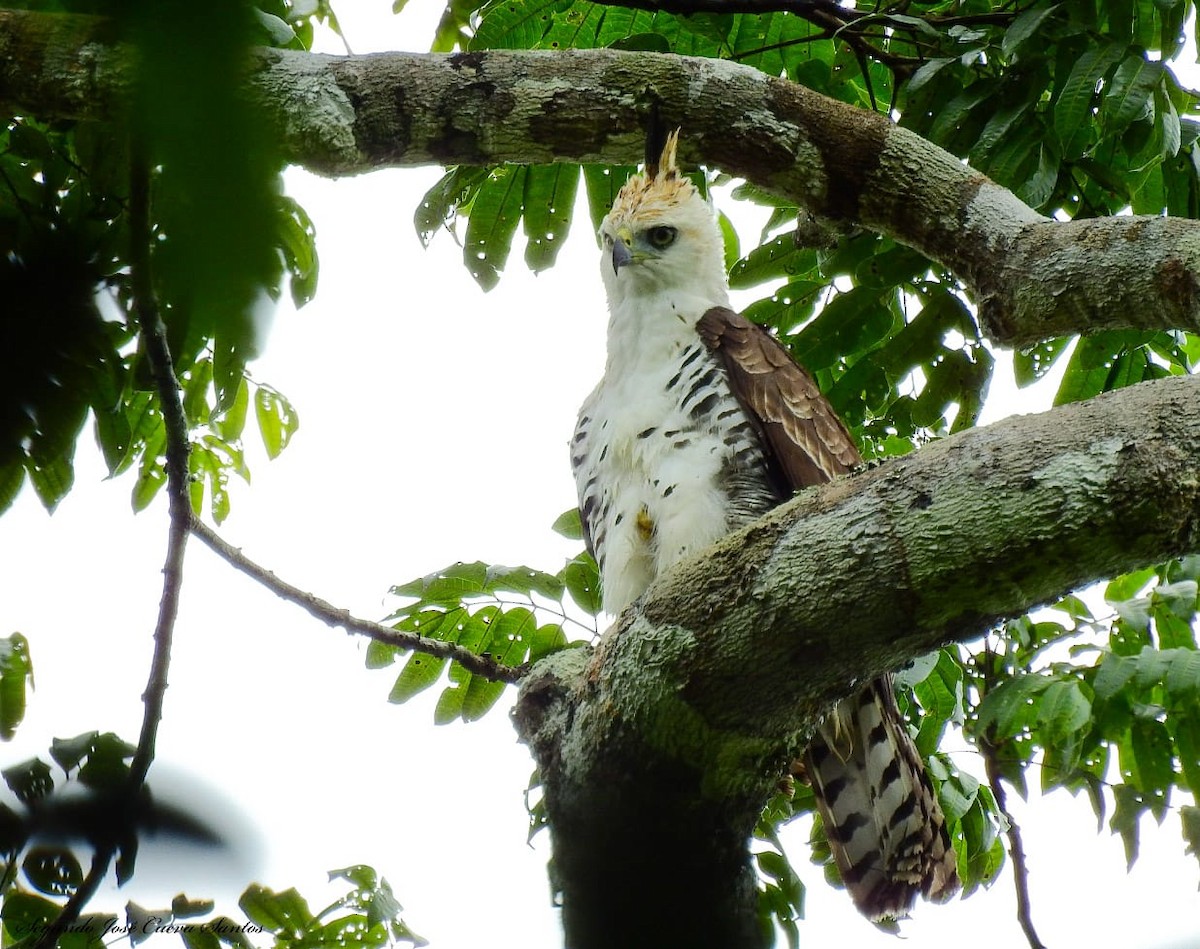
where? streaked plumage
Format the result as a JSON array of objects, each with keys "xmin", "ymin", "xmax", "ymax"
[{"xmin": 571, "ymin": 130, "xmax": 959, "ymax": 919}]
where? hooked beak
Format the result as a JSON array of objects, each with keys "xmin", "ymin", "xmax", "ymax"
[
  {"xmin": 611, "ymin": 238, "xmax": 633, "ymax": 274},
  {"xmin": 610, "ymin": 227, "xmax": 635, "ymax": 274}
]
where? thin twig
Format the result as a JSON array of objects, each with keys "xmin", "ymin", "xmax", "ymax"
[
  {"xmin": 187, "ymin": 517, "xmax": 528, "ymax": 685},
  {"xmin": 32, "ymin": 133, "xmax": 192, "ymax": 949},
  {"xmin": 125, "ymin": 138, "xmax": 192, "ymax": 793},
  {"xmin": 980, "ymin": 737, "xmax": 1048, "ymax": 949}
]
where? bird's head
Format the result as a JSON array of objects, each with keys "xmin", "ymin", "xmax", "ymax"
[{"xmin": 599, "ymin": 131, "xmax": 728, "ymax": 305}]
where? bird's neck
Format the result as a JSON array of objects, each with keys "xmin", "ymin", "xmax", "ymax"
[{"xmin": 604, "ymin": 283, "xmax": 730, "ymax": 375}]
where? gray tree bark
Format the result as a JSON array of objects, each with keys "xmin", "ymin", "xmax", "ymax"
[
  {"xmin": 513, "ymin": 371, "xmax": 1200, "ymax": 947},
  {"xmin": 2, "ymin": 8, "xmax": 1200, "ymax": 348}
]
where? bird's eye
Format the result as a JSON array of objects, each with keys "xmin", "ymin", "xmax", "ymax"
[
  {"xmin": 602, "ymin": 232, "xmax": 614, "ymax": 247},
  {"xmin": 646, "ymin": 225, "xmax": 678, "ymax": 249}
]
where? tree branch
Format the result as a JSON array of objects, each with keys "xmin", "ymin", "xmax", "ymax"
[
  {"xmin": 126, "ymin": 134, "xmax": 191, "ymax": 796},
  {"xmin": 981, "ymin": 738, "xmax": 1048, "ymax": 949},
  {"xmin": 187, "ymin": 517, "xmax": 526, "ymax": 685},
  {"xmin": 31, "ymin": 128, "xmax": 192, "ymax": 949},
  {"xmin": 2, "ymin": 9, "xmax": 1198, "ymax": 348},
  {"xmin": 514, "ymin": 371, "xmax": 1200, "ymax": 947}
]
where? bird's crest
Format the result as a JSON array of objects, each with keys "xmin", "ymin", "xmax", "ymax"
[{"xmin": 606, "ymin": 129, "xmax": 699, "ymax": 226}]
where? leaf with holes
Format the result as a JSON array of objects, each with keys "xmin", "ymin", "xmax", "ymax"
[{"xmin": 464, "ymin": 167, "xmax": 527, "ymax": 290}]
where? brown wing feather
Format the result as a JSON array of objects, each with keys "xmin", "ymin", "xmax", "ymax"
[{"xmin": 696, "ymin": 306, "xmax": 861, "ymax": 490}]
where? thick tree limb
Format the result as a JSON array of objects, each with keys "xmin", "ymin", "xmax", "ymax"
[
  {"xmin": 514, "ymin": 371, "xmax": 1200, "ymax": 948},
  {"xmin": 3, "ymin": 8, "xmax": 1200, "ymax": 348}
]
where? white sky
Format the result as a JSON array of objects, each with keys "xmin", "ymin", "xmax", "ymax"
[{"xmin": 1, "ymin": 3, "xmax": 1199, "ymax": 948}]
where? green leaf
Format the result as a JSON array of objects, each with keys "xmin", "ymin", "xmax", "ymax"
[
  {"xmin": 1106, "ymin": 567, "xmax": 1157, "ymax": 602},
  {"xmin": 551, "ymin": 508, "xmax": 584, "ymax": 540},
  {"xmin": 0, "ymin": 463, "xmax": 24, "ymax": 516},
  {"xmin": 461, "ymin": 674, "xmax": 507, "ymax": 722},
  {"xmin": 1114, "ymin": 596, "xmax": 1152, "ymax": 632},
  {"xmin": 27, "ymin": 451, "xmax": 76, "ymax": 513},
  {"xmin": 210, "ymin": 917, "xmax": 255, "ymax": 949},
  {"xmin": 523, "ymin": 164, "xmax": 579, "ymax": 272},
  {"xmin": 1182, "ymin": 804, "xmax": 1200, "ymax": 871},
  {"xmin": 1109, "ymin": 783, "xmax": 1143, "ymax": 867},
  {"xmin": 1153, "ymin": 579, "xmax": 1198, "ymax": 618},
  {"xmin": 50, "ymin": 731, "xmax": 100, "ymax": 775},
  {"xmin": 433, "ymin": 682, "xmax": 466, "ymax": 724},
  {"xmin": 1129, "ymin": 718, "xmax": 1174, "ymax": 797},
  {"xmin": 1037, "ymin": 678, "xmax": 1092, "ymax": 745},
  {"xmin": 238, "ymin": 885, "xmax": 315, "ymax": 936},
  {"xmin": 529, "ymin": 623, "xmax": 568, "ymax": 662},
  {"xmin": 388, "ymin": 654, "xmax": 448, "ymax": 704},
  {"xmin": 365, "ymin": 640, "xmax": 399, "ymax": 670},
  {"xmin": 216, "ymin": 376, "xmax": 250, "ymax": 443},
  {"xmin": 1156, "ymin": 86, "xmax": 1182, "ymax": 157},
  {"xmin": 126, "ymin": 907, "xmax": 175, "ymax": 949},
  {"xmin": 463, "ymin": 167, "xmax": 527, "ymax": 290},
  {"xmin": 1, "ymin": 891, "xmax": 60, "ymax": 943},
  {"xmin": 1093, "ymin": 653, "xmax": 1135, "ymax": 700},
  {"xmin": 0, "ymin": 632, "xmax": 33, "ymax": 740},
  {"xmin": 1054, "ymin": 43, "xmax": 1124, "ymax": 159},
  {"xmin": 971, "ymin": 101, "xmax": 1032, "ymax": 165},
  {"xmin": 413, "ymin": 166, "xmax": 492, "ymax": 246},
  {"xmin": 78, "ymin": 732, "xmax": 137, "ymax": 791},
  {"xmin": 563, "ymin": 552, "xmax": 601, "ymax": 615},
  {"xmin": 180, "ymin": 927, "xmax": 222, "ymax": 949},
  {"xmin": 791, "ymin": 287, "xmax": 894, "ymax": 371},
  {"xmin": 974, "ymin": 674, "xmax": 1052, "ymax": 739},
  {"xmin": 2, "ymin": 758, "xmax": 53, "ymax": 804},
  {"xmin": 23, "ymin": 846, "xmax": 83, "ymax": 896},
  {"xmin": 393, "ymin": 564, "xmax": 488, "ymax": 604},
  {"xmin": 730, "ymin": 232, "xmax": 818, "ymax": 290},
  {"xmin": 254, "ymin": 386, "xmax": 298, "ymax": 460},
  {"xmin": 1018, "ymin": 145, "xmax": 1060, "ymax": 209},
  {"xmin": 1104, "ymin": 55, "xmax": 1163, "ymax": 134},
  {"xmin": 1002, "ymin": 4, "xmax": 1061, "ymax": 58},
  {"xmin": 905, "ymin": 57, "xmax": 954, "ymax": 97},
  {"xmin": 172, "ymin": 895, "xmax": 217, "ymax": 919},
  {"xmin": 277, "ymin": 195, "xmax": 320, "ymax": 308},
  {"xmin": 1013, "ymin": 337, "xmax": 1071, "ymax": 387},
  {"xmin": 1163, "ymin": 648, "xmax": 1200, "ymax": 702}
]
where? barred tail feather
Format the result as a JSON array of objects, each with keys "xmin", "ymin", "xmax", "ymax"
[{"xmin": 805, "ymin": 676, "xmax": 959, "ymax": 920}]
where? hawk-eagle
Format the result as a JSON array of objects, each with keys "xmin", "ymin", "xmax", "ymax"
[{"xmin": 570, "ymin": 130, "xmax": 960, "ymax": 920}]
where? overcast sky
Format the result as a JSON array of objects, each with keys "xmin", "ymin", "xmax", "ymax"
[{"xmin": 1, "ymin": 3, "xmax": 1199, "ymax": 948}]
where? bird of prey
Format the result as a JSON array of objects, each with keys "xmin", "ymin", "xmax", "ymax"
[{"xmin": 570, "ymin": 129, "xmax": 960, "ymax": 919}]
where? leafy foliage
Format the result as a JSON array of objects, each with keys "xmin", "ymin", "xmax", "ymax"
[
  {"xmin": 0, "ymin": 3, "xmax": 317, "ymax": 519},
  {"xmin": 406, "ymin": 0, "xmax": 1200, "ymax": 933},
  {"xmin": 419, "ymin": 0, "xmax": 1199, "ymax": 446},
  {"xmin": 970, "ymin": 556, "xmax": 1200, "ymax": 870},
  {"xmin": 0, "ymin": 861, "xmax": 426, "ymax": 949},
  {"xmin": 367, "ymin": 512, "xmax": 598, "ymax": 723},
  {"xmin": 0, "ymin": 721, "xmax": 423, "ymax": 949}
]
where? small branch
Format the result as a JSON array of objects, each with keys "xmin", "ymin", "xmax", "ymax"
[
  {"xmin": 32, "ymin": 130, "xmax": 192, "ymax": 949},
  {"xmin": 981, "ymin": 738, "xmax": 1048, "ymax": 949},
  {"xmin": 126, "ymin": 134, "xmax": 192, "ymax": 792},
  {"xmin": 187, "ymin": 517, "xmax": 526, "ymax": 685}
]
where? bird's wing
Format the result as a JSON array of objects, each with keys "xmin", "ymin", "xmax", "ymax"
[{"xmin": 696, "ymin": 306, "xmax": 862, "ymax": 490}]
